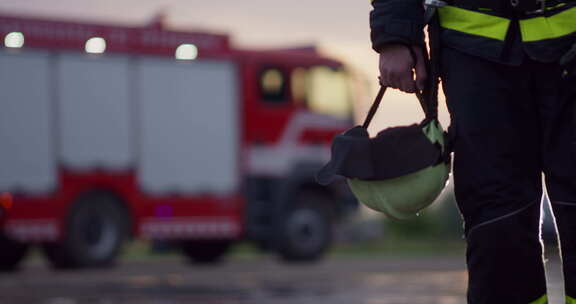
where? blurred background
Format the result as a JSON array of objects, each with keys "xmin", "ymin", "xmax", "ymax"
[{"xmin": 0, "ymin": 1, "xmax": 561, "ymax": 303}]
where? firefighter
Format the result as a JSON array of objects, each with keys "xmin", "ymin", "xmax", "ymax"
[{"xmin": 370, "ymin": 0, "xmax": 576, "ymax": 303}]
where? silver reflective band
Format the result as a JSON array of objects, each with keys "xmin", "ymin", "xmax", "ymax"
[
  {"xmin": 425, "ymin": 0, "xmax": 448, "ymax": 8},
  {"xmin": 424, "ymin": 0, "xmax": 447, "ymax": 24},
  {"xmin": 528, "ymin": 0, "xmax": 548, "ymax": 14}
]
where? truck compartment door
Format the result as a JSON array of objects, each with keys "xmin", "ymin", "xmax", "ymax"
[
  {"xmin": 56, "ymin": 54, "xmax": 133, "ymax": 170},
  {"xmin": 136, "ymin": 59, "xmax": 239, "ymax": 195},
  {"xmin": 0, "ymin": 51, "xmax": 56, "ymax": 194}
]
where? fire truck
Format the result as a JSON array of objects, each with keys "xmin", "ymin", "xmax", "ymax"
[{"xmin": 0, "ymin": 14, "xmax": 358, "ymax": 270}]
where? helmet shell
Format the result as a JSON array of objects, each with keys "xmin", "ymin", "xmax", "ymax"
[{"xmin": 347, "ymin": 120, "xmax": 450, "ymax": 219}]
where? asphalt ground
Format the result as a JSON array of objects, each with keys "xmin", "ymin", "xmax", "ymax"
[{"xmin": 0, "ymin": 248, "xmax": 566, "ymax": 304}]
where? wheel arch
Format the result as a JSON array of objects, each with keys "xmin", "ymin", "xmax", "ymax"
[
  {"xmin": 244, "ymin": 162, "xmax": 358, "ymax": 250},
  {"xmin": 43, "ymin": 187, "xmax": 133, "ymax": 269},
  {"xmin": 276, "ymin": 162, "xmax": 357, "ymax": 220},
  {"xmin": 63, "ymin": 187, "xmax": 134, "ymax": 238}
]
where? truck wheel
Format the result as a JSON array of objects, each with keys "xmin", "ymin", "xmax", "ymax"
[
  {"xmin": 181, "ymin": 240, "xmax": 232, "ymax": 264},
  {"xmin": 0, "ymin": 232, "xmax": 29, "ymax": 271},
  {"xmin": 277, "ymin": 192, "xmax": 333, "ymax": 262},
  {"xmin": 42, "ymin": 192, "xmax": 128, "ymax": 269}
]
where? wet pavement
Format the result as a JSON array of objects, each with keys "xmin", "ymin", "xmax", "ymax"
[{"xmin": 0, "ymin": 253, "xmax": 565, "ymax": 304}]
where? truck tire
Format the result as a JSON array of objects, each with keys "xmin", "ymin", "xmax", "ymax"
[
  {"xmin": 42, "ymin": 192, "xmax": 128, "ymax": 269},
  {"xmin": 0, "ymin": 232, "xmax": 29, "ymax": 271},
  {"xmin": 277, "ymin": 192, "xmax": 333, "ymax": 262},
  {"xmin": 181, "ymin": 240, "xmax": 232, "ymax": 264}
]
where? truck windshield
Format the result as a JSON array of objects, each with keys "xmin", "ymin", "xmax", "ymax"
[{"xmin": 292, "ymin": 66, "xmax": 353, "ymax": 120}]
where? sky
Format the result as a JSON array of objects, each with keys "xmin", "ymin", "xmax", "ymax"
[{"xmin": 0, "ymin": 0, "xmax": 450, "ymax": 130}]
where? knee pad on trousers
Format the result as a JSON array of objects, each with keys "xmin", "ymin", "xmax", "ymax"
[
  {"xmin": 465, "ymin": 202, "xmax": 546, "ymax": 304},
  {"xmin": 465, "ymin": 200, "xmax": 540, "ymax": 237}
]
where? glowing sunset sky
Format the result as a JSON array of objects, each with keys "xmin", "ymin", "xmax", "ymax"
[{"xmin": 0, "ymin": 0, "xmax": 450, "ymax": 130}]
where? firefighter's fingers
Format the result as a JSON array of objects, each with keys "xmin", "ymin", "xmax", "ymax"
[
  {"xmin": 388, "ymin": 69, "xmax": 401, "ymax": 90},
  {"xmin": 378, "ymin": 55, "xmax": 393, "ymax": 88},
  {"xmin": 413, "ymin": 46, "xmax": 428, "ymax": 91},
  {"xmin": 378, "ymin": 45, "xmax": 413, "ymax": 90},
  {"xmin": 399, "ymin": 70, "xmax": 416, "ymax": 93},
  {"xmin": 380, "ymin": 65, "xmax": 399, "ymax": 90}
]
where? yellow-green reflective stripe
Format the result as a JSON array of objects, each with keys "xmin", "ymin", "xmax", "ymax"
[
  {"xmin": 438, "ymin": 6, "xmax": 510, "ymax": 41},
  {"xmin": 547, "ymin": 2, "xmax": 567, "ymax": 10},
  {"xmin": 529, "ymin": 294, "xmax": 547, "ymax": 304},
  {"xmin": 519, "ymin": 6, "xmax": 576, "ymax": 42},
  {"xmin": 567, "ymin": 295, "xmax": 576, "ymax": 304}
]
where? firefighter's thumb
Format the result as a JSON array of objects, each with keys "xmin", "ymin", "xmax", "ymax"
[{"xmin": 413, "ymin": 47, "xmax": 428, "ymax": 92}]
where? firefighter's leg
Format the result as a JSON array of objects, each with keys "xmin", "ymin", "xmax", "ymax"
[
  {"xmin": 539, "ymin": 61, "xmax": 576, "ymax": 303},
  {"xmin": 442, "ymin": 48, "xmax": 547, "ymax": 304},
  {"xmin": 548, "ymin": 198, "xmax": 576, "ymax": 303}
]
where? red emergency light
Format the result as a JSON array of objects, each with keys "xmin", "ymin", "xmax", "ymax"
[{"xmin": 0, "ymin": 192, "xmax": 13, "ymax": 212}]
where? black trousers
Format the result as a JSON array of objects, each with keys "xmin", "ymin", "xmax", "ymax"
[{"xmin": 442, "ymin": 47, "xmax": 576, "ymax": 304}]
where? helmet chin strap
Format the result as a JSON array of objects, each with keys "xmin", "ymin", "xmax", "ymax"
[
  {"xmin": 361, "ymin": 85, "xmax": 387, "ymax": 129},
  {"xmin": 365, "ymin": 46, "xmax": 430, "ymax": 130}
]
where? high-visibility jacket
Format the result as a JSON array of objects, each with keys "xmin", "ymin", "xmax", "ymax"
[{"xmin": 370, "ymin": 0, "xmax": 576, "ymax": 64}]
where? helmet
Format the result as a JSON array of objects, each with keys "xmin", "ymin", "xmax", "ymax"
[{"xmin": 317, "ymin": 86, "xmax": 451, "ymax": 219}]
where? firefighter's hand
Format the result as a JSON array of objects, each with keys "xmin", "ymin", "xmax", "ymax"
[{"xmin": 378, "ymin": 45, "xmax": 427, "ymax": 93}]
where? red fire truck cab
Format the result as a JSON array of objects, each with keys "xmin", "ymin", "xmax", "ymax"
[{"xmin": 0, "ymin": 14, "xmax": 358, "ymax": 270}]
